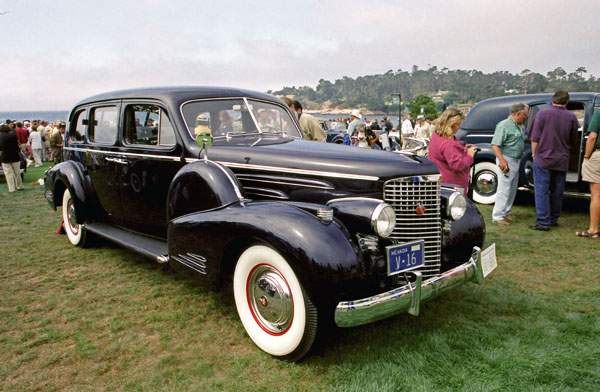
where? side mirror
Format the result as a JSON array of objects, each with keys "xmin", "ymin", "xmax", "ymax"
[{"xmin": 196, "ymin": 132, "xmax": 213, "ymax": 148}]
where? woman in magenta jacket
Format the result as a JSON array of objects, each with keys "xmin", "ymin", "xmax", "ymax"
[{"xmin": 428, "ymin": 108, "xmax": 478, "ymax": 195}]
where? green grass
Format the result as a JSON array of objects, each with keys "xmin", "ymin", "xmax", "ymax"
[{"xmin": 1, "ymin": 166, "xmax": 599, "ymax": 391}]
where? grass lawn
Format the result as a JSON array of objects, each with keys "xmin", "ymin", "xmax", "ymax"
[{"xmin": 1, "ymin": 164, "xmax": 599, "ymax": 391}]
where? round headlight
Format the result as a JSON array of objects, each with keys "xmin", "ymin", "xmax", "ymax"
[
  {"xmin": 371, "ymin": 203, "xmax": 396, "ymax": 237},
  {"xmin": 448, "ymin": 192, "xmax": 467, "ymax": 221}
]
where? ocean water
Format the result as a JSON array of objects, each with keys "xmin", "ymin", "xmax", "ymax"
[{"xmin": 0, "ymin": 110, "xmax": 70, "ymax": 123}]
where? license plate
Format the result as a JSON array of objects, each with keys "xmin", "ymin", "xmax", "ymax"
[{"xmin": 386, "ymin": 240, "xmax": 424, "ymax": 276}]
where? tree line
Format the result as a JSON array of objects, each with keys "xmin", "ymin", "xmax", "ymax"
[{"xmin": 270, "ymin": 66, "xmax": 597, "ymax": 113}]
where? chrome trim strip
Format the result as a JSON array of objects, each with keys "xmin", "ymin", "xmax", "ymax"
[
  {"xmin": 64, "ymin": 146, "xmax": 180, "ymax": 161},
  {"xmin": 185, "ymin": 158, "xmax": 379, "ymax": 181},
  {"xmin": 172, "ymin": 253, "xmax": 207, "ymax": 274},
  {"xmin": 208, "ymin": 161, "xmax": 244, "ymax": 200},
  {"xmin": 66, "ymin": 146, "xmax": 379, "ymax": 181},
  {"xmin": 327, "ymin": 197, "xmax": 383, "ymax": 204},
  {"xmin": 517, "ymin": 187, "xmax": 591, "ymax": 199},
  {"xmin": 236, "ymin": 175, "xmax": 335, "ymax": 190},
  {"xmin": 335, "ymin": 246, "xmax": 482, "ymax": 327}
]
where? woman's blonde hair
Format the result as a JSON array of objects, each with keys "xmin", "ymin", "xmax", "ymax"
[{"xmin": 435, "ymin": 108, "xmax": 464, "ymax": 138}]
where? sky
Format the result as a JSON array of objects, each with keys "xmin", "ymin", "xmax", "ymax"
[{"xmin": 1, "ymin": 0, "xmax": 599, "ymax": 111}]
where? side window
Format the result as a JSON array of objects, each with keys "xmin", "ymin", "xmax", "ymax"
[
  {"xmin": 159, "ymin": 110, "xmax": 176, "ymax": 146},
  {"xmin": 124, "ymin": 104, "xmax": 176, "ymax": 147},
  {"xmin": 89, "ymin": 106, "xmax": 118, "ymax": 144},
  {"xmin": 68, "ymin": 109, "xmax": 86, "ymax": 142}
]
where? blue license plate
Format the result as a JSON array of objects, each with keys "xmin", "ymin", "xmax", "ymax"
[{"xmin": 386, "ymin": 240, "xmax": 424, "ymax": 276}]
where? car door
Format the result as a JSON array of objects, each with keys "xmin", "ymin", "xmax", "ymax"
[
  {"xmin": 117, "ymin": 101, "xmax": 184, "ymax": 238},
  {"xmin": 84, "ymin": 103, "xmax": 123, "ymax": 221}
]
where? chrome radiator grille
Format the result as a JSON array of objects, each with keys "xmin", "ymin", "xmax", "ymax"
[{"xmin": 383, "ymin": 175, "xmax": 442, "ymax": 278}]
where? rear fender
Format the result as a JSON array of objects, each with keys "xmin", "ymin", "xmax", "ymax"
[{"xmin": 44, "ymin": 161, "xmax": 97, "ymax": 224}]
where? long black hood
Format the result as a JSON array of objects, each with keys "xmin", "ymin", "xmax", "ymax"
[{"xmin": 202, "ymin": 136, "xmax": 439, "ymax": 182}]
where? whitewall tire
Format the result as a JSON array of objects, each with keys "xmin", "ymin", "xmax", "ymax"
[
  {"xmin": 233, "ymin": 245, "xmax": 317, "ymax": 361},
  {"xmin": 471, "ymin": 161, "xmax": 500, "ymax": 205},
  {"xmin": 62, "ymin": 188, "xmax": 88, "ymax": 247}
]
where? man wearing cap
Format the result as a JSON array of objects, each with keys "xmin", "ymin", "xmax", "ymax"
[
  {"xmin": 414, "ymin": 115, "xmax": 433, "ymax": 139},
  {"xmin": 50, "ymin": 123, "xmax": 66, "ymax": 164},
  {"xmin": 346, "ymin": 109, "xmax": 362, "ymax": 137}
]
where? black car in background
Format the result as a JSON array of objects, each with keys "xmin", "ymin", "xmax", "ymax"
[
  {"xmin": 44, "ymin": 86, "xmax": 493, "ymax": 360},
  {"xmin": 456, "ymin": 92, "xmax": 600, "ymax": 204}
]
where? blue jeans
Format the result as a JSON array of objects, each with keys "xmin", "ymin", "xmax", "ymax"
[{"xmin": 533, "ymin": 161, "xmax": 566, "ymax": 227}]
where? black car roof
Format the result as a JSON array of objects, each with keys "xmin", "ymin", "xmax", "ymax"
[
  {"xmin": 461, "ymin": 92, "xmax": 600, "ymax": 131},
  {"xmin": 74, "ymin": 86, "xmax": 282, "ymax": 107}
]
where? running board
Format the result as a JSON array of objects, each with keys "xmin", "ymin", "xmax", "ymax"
[{"xmin": 85, "ymin": 222, "xmax": 169, "ymax": 263}]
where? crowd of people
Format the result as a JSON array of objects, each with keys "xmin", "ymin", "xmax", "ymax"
[
  {"xmin": 285, "ymin": 92, "xmax": 598, "ymax": 238},
  {"xmin": 0, "ymin": 118, "xmax": 66, "ymax": 192}
]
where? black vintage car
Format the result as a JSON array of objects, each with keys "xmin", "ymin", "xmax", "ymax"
[
  {"xmin": 457, "ymin": 92, "xmax": 600, "ymax": 204},
  {"xmin": 44, "ymin": 87, "xmax": 493, "ymax": 360}
]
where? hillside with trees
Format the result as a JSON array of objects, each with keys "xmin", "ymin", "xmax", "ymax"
[{"xmin": 270, "ymin": 66, "xmax": 597, "ymax": 114}]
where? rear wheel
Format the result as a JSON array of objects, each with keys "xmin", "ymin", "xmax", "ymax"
[
  {"xmin": 471, "ymin": 161, "xmax": 500, "ymax": 204},
  {"xmin": 233, "ymin": 245, "xmax": 317, "ymax": 361},
  {"xmin": 62, "ymin": 188, "xmax": 89, "ymax": 247}
]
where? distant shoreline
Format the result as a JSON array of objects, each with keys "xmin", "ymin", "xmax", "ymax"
[{"xmin": 0, "ymin": 110, "xmax": 69, "ymax": 123}]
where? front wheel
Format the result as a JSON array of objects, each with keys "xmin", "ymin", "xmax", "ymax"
[
  {"xmin": 62, "ymin": 188, "xmax": 89, "ymax": 247},
  {"xmin": 471, "ymin": 161, "xmax": 500, "ymax": 205},
  {"xmin": 233, "ymin": 245, "xmax": 317, "ymax": 361}
]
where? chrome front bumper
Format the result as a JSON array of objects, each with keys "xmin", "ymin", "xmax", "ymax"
[{"xmin": 335, "ymin": 246, "xmax": 483, "ymax": 328}]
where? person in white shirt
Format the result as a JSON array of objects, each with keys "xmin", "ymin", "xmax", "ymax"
[{"xmin": 27, "ymin": 126, "xmax": 43, "ymax": 167}]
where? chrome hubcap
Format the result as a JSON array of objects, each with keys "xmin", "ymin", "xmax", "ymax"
[
  {"xmin": 248, "ymin": 265, "xmax": 293, "ymax": 334},
  {"xmin": 67, "ymin": 200, "xmax": 79, "ymax": 234},
  {"xmin": 476, "ymin": 171, "xmax": 498, "ymax": 195}
]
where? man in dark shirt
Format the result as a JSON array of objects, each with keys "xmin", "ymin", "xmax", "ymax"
[{"xmin": 529, "ymin": 90, "xmax": 579, "ymax": 230}]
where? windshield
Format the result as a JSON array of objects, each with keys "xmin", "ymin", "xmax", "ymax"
[{"xmin": 181, "ymin": 98, "xmax": 302, "ymax": 139}]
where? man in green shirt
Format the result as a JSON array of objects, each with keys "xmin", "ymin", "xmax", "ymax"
[
  {"xmin": 491, "ymin": 103, "xmax": 528, "ymax": 225},
  {"xmin": 576, "ymin": 109, "xmax": 600, "ymax": 238}
]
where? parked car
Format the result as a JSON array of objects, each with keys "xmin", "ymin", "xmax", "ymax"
[
  {"xmin": 456, "ymin": 92, "xmax": 600, "ymax": 204},
  {"xmin": 44, "ymin": 86, "xmax": 494, "ymax": 360},
  {"xmin": 320, "ymin": 119, "xmax": 347, "ymax": 144}
]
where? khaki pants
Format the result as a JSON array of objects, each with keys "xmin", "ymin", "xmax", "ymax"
[
  {"xmin": 32, "ymin": 149, "xmax": 42, "ymax": 166},
  {"xmin": 2, "ymin": 161, "xmax": 24, "ymax": 192}
]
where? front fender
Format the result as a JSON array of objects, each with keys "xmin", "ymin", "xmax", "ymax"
[
  {"xmin": 441, "ymin": 196, "xmax": 485, "ymax": 270},
  {"xmin": 44, "ymin": 161, "xmax": 96, "ymax": 223},
  {"xmin": 168, "ymin": 201, "xmax": 362, "ymax": 310}
]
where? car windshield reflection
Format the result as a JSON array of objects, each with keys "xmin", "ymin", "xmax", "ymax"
[{"xmin": 182, "ymin": 98, "xmax": 301, "ymax": 140}]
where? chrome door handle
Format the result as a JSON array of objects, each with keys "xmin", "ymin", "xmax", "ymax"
[{"xmin": 105, "ymin": 157, "xmax": 128, "ymax": 165}]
